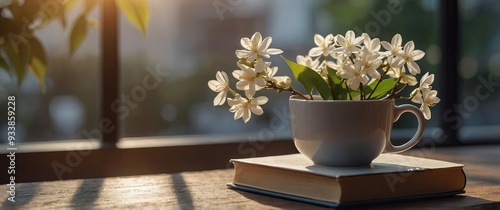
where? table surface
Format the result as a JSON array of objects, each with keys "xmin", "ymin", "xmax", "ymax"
[{"xmin": 1, "ymin": 144, "xmax": 500, "ymax": 209}]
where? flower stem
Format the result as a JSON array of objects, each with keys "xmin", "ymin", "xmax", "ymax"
[
  {"xmin": 394, "ymin": 84, "xmax": 408, "ymax": 96},
  {"xmin": 367, "ymin": 65, "xmax": 390, "ymax": 99},
  {"xmin": 328, "ymin": 76, "xmax": 336, "ymax": 100},
  {"xmin": 360, "ymin": 83, "xmax": 365, "ymax": 100},
  {"xmin": 290, "ymin": 88, "xmax": 311, "ymax": 100},
  {"xmin": 387, "ymin": 77, "xmax": 402, "ymax": 99},
  {"xmin": 385, "ymin": 79, "xmax": 408, "ymax": 99},
  {"xmin": 345, "ymin": 82, "xmax": 353, "ymax": 100},
  {"xmin": 266, "ymin": 81, "xmax": 311, "ymax": 100},
  {"xmin": 228, "ymin": 88, "xmax": 239, "ymax": 97}
]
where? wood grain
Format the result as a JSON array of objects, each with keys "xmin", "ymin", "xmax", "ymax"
[{"xmin": 1, "ymin": 145, "xmax": 499, "ymax": 209}]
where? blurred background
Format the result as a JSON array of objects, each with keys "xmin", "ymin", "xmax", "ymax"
[{"xmin": 0, "ymin": 0, "xmax": 499, "ymax": 143}]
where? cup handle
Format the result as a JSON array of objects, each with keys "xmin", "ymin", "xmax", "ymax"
[{"xmin": 384, "ymin": 104, "xmax": 426, "ymax": 153}]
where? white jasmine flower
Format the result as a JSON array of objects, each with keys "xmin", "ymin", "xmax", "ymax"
[
  {"xmin": 337, "ymin": 62, "xmax": 369, "ymax": 90},
  {"xmin": 265, "ymin": 66, "xmax": 278, "ymax": 78},
  {"xmin": 401, "ymin": 74, "xmax": 418, "ymax": 86},
  {"xmin": 236, "ymin": 32, "xmax": 283, "ymax": 62},
  {"xmin": 232, "ymin": 62, "xmax": 266, "ymax": 97},
  {"xmin": 419, "ymin": 72, "xmax": 434, "ymax": 89},
  {"xmin": 333, "ymin": 30, "xmax": 364, "ymax": 56},
  {"xmin": 326, "ymin": 54, "xmax": 351, "ymax": 71},
  {"xmin": 411, "ymin": 88, "xmax": 440, "ymax": 120},
  {"xmin": 308, "ymin": 34, "xmax": 335, "ymax": 57},
  {"xmin": 362, "ymin": 33, "xmax": 381, "ymax": 55},
  {"xmin": 228, "ymin": 95, "xmax": 268, "ymax": 123},
  {"xmin": 272, "ymin": 76, "xmax": 292, "ymax": 89},
  {"xmin": 297, "ymin": 55, "xmax": 320, "ymax": 71},
  {"xmin": 387, "ymin": 66, "xmax": 417, "ymax": 86},
  {"xmin": 397, "ymin": 41, "xmax": 425, "ymax": 75},
  {"xmin": 381, "ymin": 34, "xmax": 403, "ymax": 56},
  {"xmin": 254, "ymin": 58, "xmax": 270, "ymax": 73},
  {"xmin": 208, "ymin": 71, "xmax": 230, "ymax": 106},
  {"xmin": 358, "ymin": 47, "xmax": 382, "ymax": 79},
  {"xmin": 386, "ymin": 55, "xmax": 405, "ymax": 69},
  {"xmin": 317, "ymin": 60, "xmax": 330, "ymax": 79},
  {"xmin": 263, "ymin": 63, "xmax": 291, "ymax": 89}
]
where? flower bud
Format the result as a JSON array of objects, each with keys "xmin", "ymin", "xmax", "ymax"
[
  {"xmin": 272, "ymin": 76, "xmax": 292, "ymax": 89},
  {"xmin": 410, "ymin": 88, "xmax": 420, "ymax": 99}
]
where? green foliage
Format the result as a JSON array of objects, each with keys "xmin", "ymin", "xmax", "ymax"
[
  {"xmin": 283, "ymin": 57, "xmax": 332, "ymax": 100},
  {"xmin": 366, "ymin": 78, "xmax": 398, "ymax": 99},
  {"xmin": 70, "ymin": 15, "xmax": 88, "ymax": 55},
  {"xmin": 284, "ymin": 60, "xmax": 397, "ymax": 100},
  {"xmin": 4, "ymin": 39, "xmax": 30, "ymax": 86},
  {"xmin": 28, "ymin": 37, "xmax": 47, "ymax": 93},
  {"xmin": 0, "ymin": 0, "xmax": 150, "ymax": 92},
  {"xmin": 326, "ymin": 66, "xmax": 348, "ymax": 100}
]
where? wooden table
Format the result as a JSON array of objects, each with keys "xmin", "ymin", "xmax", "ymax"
[{"xmin": 1, "ymin": 145, "xmax": 500, "ymax": 209}]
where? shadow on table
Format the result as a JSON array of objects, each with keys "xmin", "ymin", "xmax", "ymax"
[
  {"xmin": 231, "ymin": 189, "xmax": 498, "ymax": 210},
  {"xmin": 71, "ymin": 179, "xmax": 104, "ymax": 207},
  {"xmin": 1, "ymin": 182, "xmax": 39, "ymax": 207},
  {"xmin": 171, "ymin": 173, "xmax": 194, "ymax": 210}
]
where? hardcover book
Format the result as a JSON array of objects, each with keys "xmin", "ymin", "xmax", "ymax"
[{"xmin": 227, "ymin": 153, "xmax": 466, "ymax": 207}]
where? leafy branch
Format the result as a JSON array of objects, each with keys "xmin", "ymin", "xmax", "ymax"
[{"xmin": 0, "ymin": 0, "xmax": 150, "ymax": 92}]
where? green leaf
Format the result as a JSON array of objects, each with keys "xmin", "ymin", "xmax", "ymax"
[
  {"xmin": 69, "ymin": 15, "xmax": 88, "ymax": 55},
  {"xmin": 116, "ymin": 0, "xmax": 149, "ymax": 38},
  {"xmin": 283, "ymin": 57, "xmax": 332, "ymax": 100},
  {"xmin": 4, "ymin": 40, "xmax": 30, "ymax": 85},
  {"xmin": 366, "ymin": 78, "xmax": 398, "ymax": 99},
  {"xmin": 326, "ymin": 66, "xmax": 348, "ymax": 100},
  {"xmin": 28, "ymin": 37, "xmax": 47, "ymax": 94}
]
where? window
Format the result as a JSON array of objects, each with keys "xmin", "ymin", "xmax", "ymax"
[
  {"xmin": 0, "ymin": 4, "xmax": 101, "ymax": 142},
  {"xmin": 457, "ymin": 0, "xmax": 500, "ymax": 142},
  {"xmin": 118, "ymin": 0, "xmax": 442, "ymax": 140}
]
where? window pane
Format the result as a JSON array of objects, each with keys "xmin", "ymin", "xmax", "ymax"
[
  {"xmin": 120, "ymin": 0, "xmax": 440, "ymax": 139},
  {"xmin": 458, "ymin": 0, "xmax": 500, "ymax": 141},
  {"xmin": 0, "ymin": 3, "xmax": 100, "ymax": 142}
]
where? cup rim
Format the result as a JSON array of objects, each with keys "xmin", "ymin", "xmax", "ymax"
[{"xmin": 289, "ymin": 95, "xmax": 395, "ymax": 103}]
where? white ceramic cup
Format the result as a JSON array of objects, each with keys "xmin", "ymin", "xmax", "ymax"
[{"xmin": 289, "ymin": 95, "xmax": 426, "ymax": 167}]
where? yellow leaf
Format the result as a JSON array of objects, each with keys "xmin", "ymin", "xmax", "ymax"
[
  {"xmin": 116, "ymin": 0, "xmax": 149, "ymax": 38},
  {"xmin": 64, "ymin": 0, "xmax": 81, "ymax": 10},
  {"xmin": 69, "ymin": 14, "xmax": 88, "ymax": 55},
  {"xmin": 28, "ymin": 37, "xmax": 47, "ymax": 94},
  {"xmin": 84, "ymin": 0, "xmax": 99, "ymax": 13}
]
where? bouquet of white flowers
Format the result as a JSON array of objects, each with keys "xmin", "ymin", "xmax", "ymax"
[{"xmin": 209, "ymin": 31, "xmax": 440, "ymax": 123}]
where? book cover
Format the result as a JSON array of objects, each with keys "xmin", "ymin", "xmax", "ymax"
[{"xmin": 228, "ymin": 153, "xmax": 466, "ymax": 207}]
